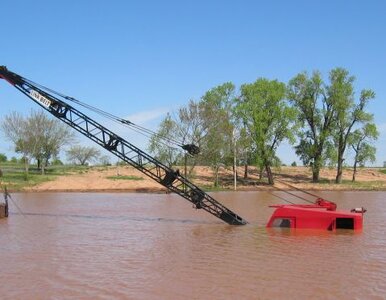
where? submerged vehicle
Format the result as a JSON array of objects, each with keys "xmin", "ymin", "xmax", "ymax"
[
  {"xmin": 266, "ymin": 182, "xmax": 366, "ymax": 230},
  {"xmin": 267, "ymin": 198, "xmax": 366, "ymax": 230}
]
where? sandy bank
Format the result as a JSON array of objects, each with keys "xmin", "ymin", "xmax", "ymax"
[{"xmin": 18, "ymin": 165, "xmax": 386, "ymax": 193}]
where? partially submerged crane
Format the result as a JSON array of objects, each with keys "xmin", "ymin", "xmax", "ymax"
[{"xmin": 0, "ymin": 66, "xmax": 247, "ymax": 225}]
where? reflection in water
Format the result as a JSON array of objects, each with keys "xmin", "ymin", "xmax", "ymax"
[{"xmin": 0, "ymin": 191, "xmax": 385, "ymax": 299}]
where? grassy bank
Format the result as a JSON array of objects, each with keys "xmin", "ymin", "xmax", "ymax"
[{"xmin": 0, "ymin": 163, "xmax": 91, "ymax": 191}]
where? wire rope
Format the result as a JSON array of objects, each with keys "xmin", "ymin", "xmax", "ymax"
[{"xmin": 21, "ymin": 76, "xmax": 190, "ymax": 151}]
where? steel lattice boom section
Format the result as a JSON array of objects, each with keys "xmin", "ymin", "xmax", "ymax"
[{"xmin": 0, "ymin": 66, "xmax": 247, "ymax": 225}]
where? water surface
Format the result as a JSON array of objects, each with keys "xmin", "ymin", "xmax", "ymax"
[{"xmin": 0, "ymin": 191, "xmax": 385, "ymax": 299}]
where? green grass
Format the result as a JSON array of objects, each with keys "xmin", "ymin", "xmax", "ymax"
[
  {"xmin": 1, "ymin": 172, "xmax": 57, "ymax": 191},
  {"xmin": 379, "ymin": 169, "xmax": 386, "ymax": 175},
  {"xmin": 342, "ymin": 180, "xmax": 386, "ymax": 190},
  {"xmin": 106, "ymin": 175, "xmax": 144, "ymax": 181},
  {"xmin": 200, "ymin": 184, "xmax": 226, "ymax": 192},
  {"xmin": 317, "ymin": 177, "xmax": 385, "ymax": 190},
  {"xmin": 0, "ymin": 163, "xmax": 91, "ymax": 191}
]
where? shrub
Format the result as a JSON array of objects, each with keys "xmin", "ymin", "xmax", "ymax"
[{"xmin": 0, "ymin": 153, "xmax": 7, "ymax": 162}]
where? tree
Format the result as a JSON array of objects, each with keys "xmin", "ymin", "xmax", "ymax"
[
  {"xmin": 328, "ymin": 68, "xmax": 375, "ymax": 183},
  {"xmin": 149, "ymin": 83, "xmax": 237, "ymax": 186},
  {"xmin": 1, "ymin": 110, "xmax": 75, "ymax": 174},
  {"xmin": 51, "ymin": 158, "xmax": 64, "ymax": 165},
  {"xmin": 237, "ymin": 78, "xmax": 297, "ymax": 185},
  {"xmin": 149, "ymin": 99, "xmax": 207, "ymax": 176},
  {"xmin": 349, "ymin": 123, "xmax": 378, "ymax": 182},
  {"xmin": 1, "ymin": 111, "xmax": 31, "ymax": 173},
  {"xmin": 199, "ymin": 83, "xmax": 235, "ymax": 186},
  {"xmin": 176, "ymin": 99, "xmax": 208, "ymax": 175},
  {"xmin": 236, "ymin": 123, "xmax": 254, "ymax": 179},
  {"xmin": 99, "ymin": 155, "xmax": 112, "ymax": 166},
  {"xmin": 150, "ymin": 83, "xmax": 239, "ymax": 187},
  {"xmin": 148, "ymin": 113, "xmax": 183, "ymax": 167},
  {"xmin": 0, "ymin": 153, "xmax": 5, "ymax": 180},
  {"xmin": 0, "ymin": 153, "xmax": 7, "ymax": 163},
  {"xmin": 25, "ymin": 110, "xmax": 76, "ymax": 174},
  {"xmin": 288, "ymin": 71, "xmax": 335, "ymax": 182},
  {"xmin": 66, "ymin": 145, "xmax": 100, "ymax": 165}
]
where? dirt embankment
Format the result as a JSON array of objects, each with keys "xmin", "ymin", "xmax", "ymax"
[{"xmin": 22, "ymin": 165, "xmax": 386, "ymax": 193}]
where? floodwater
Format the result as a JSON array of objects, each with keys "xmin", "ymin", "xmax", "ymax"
[{"xmin": 0, "ymin": 191, "xmax": 385, "ymax": 300}]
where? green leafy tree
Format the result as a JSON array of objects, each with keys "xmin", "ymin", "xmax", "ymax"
[
  {"xmin": 0, "ymin": 153, "xmax": 7, "ymax": 162},
  {"xmin": 1, "ymin": 111, "xmax": 31, "ymax": 173},
  {"xmin": 349, "ymin": 123, "xmax": 378, "ymax": 182},
  {"xmin": 237, "ymin": 78, "xmax": 297, "ymax": 185},
  {"xmin": 199, "ymin": 83, "xmax": 236, "ymax": 186},
  {"xmin": 148, "ymin": 113, "xmax": 183, "ymax": 168},
  {"xmin": 25, "ymin": 110, "xmax": 76, "ymax": 174},
  {"xmin": 149, "ymin": 99, "xmax": 206, "ymax": 175},
  {"xmin": 1, "ymin": 110, "xmax": 75, "ymax": 174},
  {"xmin": 288, "ymin": 71, "xmax": 335, "ymax": 182},
  {"xmin": 177, "ymin": 99, "xmax": 212, "ymax": 176},
  {"xmin": 51, "ymin": 158, "xmax": 64, "ymax": 165},
  {"xmin": 0, "ymin": 153, "xmax": 6, "ymax": 179},
  {"xmin": 328, "ymin": 69, "xmax": 375, "ymax": 183},
  {"xmin": 237, "ymin": 123, "xmax": 254, "ymax": 179},
  {"xmin": 177, "ymin": 100, "xmax": 207, "ymax": 150},
  {"xmin": 149, "ymin": 83, "xmax": 238, "ymax": 186}
]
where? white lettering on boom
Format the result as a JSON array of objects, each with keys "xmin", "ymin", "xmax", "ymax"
[{"xmin": 30, "ymin": 90, "xmax": 51, "ymax": 108}]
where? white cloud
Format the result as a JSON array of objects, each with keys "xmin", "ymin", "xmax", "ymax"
[{"xmin": 125, "ymin": 107, "xmax": 169, "ymax": 125}]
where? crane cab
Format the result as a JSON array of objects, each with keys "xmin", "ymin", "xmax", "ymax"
[{"xmin": 266, "ymin": 199, "xmax": 365, "ymax": 230}]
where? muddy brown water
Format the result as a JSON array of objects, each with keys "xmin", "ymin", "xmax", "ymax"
[{"xmin": 0, "ymin": 191, "xmax": 385, "ymax": 299}]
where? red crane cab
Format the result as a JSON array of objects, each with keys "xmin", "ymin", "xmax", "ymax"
[{"xmin": 266, "ymin": 198, "xmax": 365, "ymax": 230}]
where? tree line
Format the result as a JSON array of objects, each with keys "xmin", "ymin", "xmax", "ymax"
[
  {"xmin": 0, "ymin": 67, "xmax": 379, "ymax": 185},
  {"xmin": 149, "ymin": 68, "xmax": 379, "ymax": 185},
  {"xmin": 0, "ymin": 111, "xmax": 107, "ymax": 174}
]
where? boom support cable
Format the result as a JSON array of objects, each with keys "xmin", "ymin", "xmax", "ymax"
[
  {"xmin": 21, "ymin": 76, "xmax": 198, "ymax": 154},
  {"xmin": 271, "ymin": 177, "xmax": 328, "ymax": 204}
]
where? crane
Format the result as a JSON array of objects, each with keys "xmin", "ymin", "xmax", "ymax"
[{"xmin": 0, "ymin": 66, "xmax": 247, "ymax": 225}]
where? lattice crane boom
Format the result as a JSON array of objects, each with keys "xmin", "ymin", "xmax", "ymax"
[{"xmin": 0, "ymin": 66, "xmax": 247, "ymax": 225}]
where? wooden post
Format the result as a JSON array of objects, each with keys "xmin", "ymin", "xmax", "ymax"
[
  {"xmin": 1, "ymin": 169, "xmax": 7, "ymax": 218},
  {"xmin": 0, "ymin": 203, "xmax": 5, "ymax": 218}
]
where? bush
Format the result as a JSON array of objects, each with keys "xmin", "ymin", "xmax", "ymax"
[
  {"xmin": 52, "ymin": 159, "xmax": 64, "ymax": 165},
  {"xmin": 291, "ymin": 161, "xmax": 297, "ymax": 167},
  {"xmin": 0, "ymin": 153, "xmax": 7, "ymax": 162}
]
